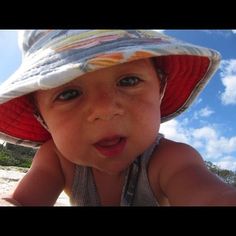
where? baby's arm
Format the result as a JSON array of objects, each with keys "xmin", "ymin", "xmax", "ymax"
[
  {"xmin": 1, "ymin": 140, "xmax": 65, "ymax": 206},
  {"xmin": 156, "ymin": 139, "xmax": 236, "ymax": 205}
]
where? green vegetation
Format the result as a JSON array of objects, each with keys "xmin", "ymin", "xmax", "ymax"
[
  {"xmin": 205, "ymin": 161, "xmax": 236, "ymax": 187},
  {"xmin": 0, "ymin": 143, "xmax": 35, "ymax": 168}
]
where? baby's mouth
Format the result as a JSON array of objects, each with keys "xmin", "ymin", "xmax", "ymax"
[{"xmin": 93, "ymin": 136, "xmax": 127, "ymax": 157}]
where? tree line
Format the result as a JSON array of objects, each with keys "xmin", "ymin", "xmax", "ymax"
[
  {"xmin": 0, "ymin": 142, "xmax": 236, "ymax": 187},
  {"xmin": 0, "ymin": 143, "xmax": 36, "ymax": 168},
  {"xmin": 205, "ymin": 161, "xmax": 236, "ymax": 187}
]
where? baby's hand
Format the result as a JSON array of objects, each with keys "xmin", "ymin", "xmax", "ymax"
[{"xmin": 0, "ymin": 196, "xmax": 21, "ymax": 206}]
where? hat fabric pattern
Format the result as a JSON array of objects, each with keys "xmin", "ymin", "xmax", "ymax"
[{"xmin": 0, "ymin": 30, "xmax": 221, "ymax": 147}]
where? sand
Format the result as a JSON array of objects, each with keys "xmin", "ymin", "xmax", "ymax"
[{"xmin": 0, "ymin": 165, "xmax": 70, "ymax": 206}]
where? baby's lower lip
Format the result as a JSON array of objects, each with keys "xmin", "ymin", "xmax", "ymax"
[{"xmin": 94, "ymin": 137, "xmax": 127, "ymax": 157}]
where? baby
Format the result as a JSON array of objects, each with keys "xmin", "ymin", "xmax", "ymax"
[{"xmin": 0, "ymin": 30, "xmax": 236, "ymax": 206}]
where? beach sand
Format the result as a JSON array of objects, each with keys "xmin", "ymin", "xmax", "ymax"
[{"xmin": 0, "ymin": 165, "xmax": 70, "ymax": 206}]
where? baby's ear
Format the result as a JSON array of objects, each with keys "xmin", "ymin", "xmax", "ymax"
[{"xmin": 33, "ymin": 110, "xmax": 50, "ymax": 132}]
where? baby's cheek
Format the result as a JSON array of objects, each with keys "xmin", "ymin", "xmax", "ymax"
[
  {"xmin": 54, "ymin": 140, "xmax": 83, "ymax": 164},
  {"xmin": 51, "ymin": 129, "xmax": 76, "ymax": 153},
  {"xmin": 134, "ymin": 102, "xmax": 160, "ymax": 139},
  {"xmin": 148, "ymin": 115, "xmax": 161, "ymax": 136},
  {"xmin": 138, "ymin": 99, "xmax": 161, "ymax": 123},
  {"xmin": 144, "ymin": 105, "xmax": 161, "ymax": 135}
]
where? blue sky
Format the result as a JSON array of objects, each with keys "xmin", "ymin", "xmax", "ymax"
[{"xmin": 0, "ymin": 30, "xmax": 236, "ymax": 171}]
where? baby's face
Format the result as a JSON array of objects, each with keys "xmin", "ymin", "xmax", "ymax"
[{"xmin": 35, "ymin": 59, "xmax": 161, "ymax": 174}]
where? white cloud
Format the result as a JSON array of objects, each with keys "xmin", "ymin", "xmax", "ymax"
[
  {"xmin": 218, "ymin": 136, "xmax": 236, "ymax": 153},
  {"xmin": 160, "ymin": 119, "xmax": 236, "ymax": 171},
  {"xmin": 192, "ymin": 127, "xmax": 236, "ymax": 160},
  {"xmin": 199, "ymin": 107, "xmax": 214, "ymax": 117},
  {"xmin": 160, "ymin": 119, "xmax": 190, "ymax": 143},
  {"xmin": 192, "ymin": 126, "xmax": 217, "ymax": 140},
  {"xmin": 155, "ymin": 30, "xmax": 165, "ymax": 33},
  {"xmin": 220, "ymin": 59, "xmax": 236, "ymax": 76},
  {"xmin": 221, "ymin": 75, "xmax": 236, "ymax": 104},
  {"xmin": 194, "ymin": 107, "xmax": 214, "ymax": 119},
  {"xmin": 232, "ymin": 30, "xmax": 236, "ymax": 33},
  {"xmin": 215, "ymin": 156, "xmax": 236, "ymax": 170},
  {"xmin": 220, "ymin": 59, "xmax": 236, "ymax": 105}
]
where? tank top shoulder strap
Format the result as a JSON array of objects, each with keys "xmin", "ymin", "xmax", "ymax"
[
  {"xmin": 120, "ymin": 133, "xmax": 164, "ymax": 206},
  {"xmin": 141, "ymin": 133, "xmax": 164, "ymax": 166},
  {"xmin": 70, "ymin": 165, "xmax": 100, "ymax": 206}
]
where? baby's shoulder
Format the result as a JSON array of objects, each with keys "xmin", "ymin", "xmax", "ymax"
[
  {"xmin": 149, "ymin": 138, "xmax": 203, "ymax": 180},
  {"xmin": 33, "ymin": 139, "xmax": 59, "ymax": 164},
  {"xmin": 153, "ymin": 137, "xmax": 202, "ymax": 160},
  {"xmin": 148, "ymin": 138, "xmax": 205, "ymax": 203}
]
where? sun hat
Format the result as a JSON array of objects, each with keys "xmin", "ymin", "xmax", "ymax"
[{"xmin": 0, "ymin": 30, "xmax": 221, "ymax": 147}]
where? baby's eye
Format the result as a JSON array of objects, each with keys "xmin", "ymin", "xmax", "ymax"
[
  {"xmin": 56, "ymin": 89, "xmax": 82, "ymax": 101},
  {"xmin": 117, "ymin": 76, "xmax": 142, "ymax": 87}
]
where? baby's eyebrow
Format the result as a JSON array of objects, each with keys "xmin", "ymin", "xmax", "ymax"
[{"xmin": 57, "ymin": 79, "xmax": 81, "ymax": 89}]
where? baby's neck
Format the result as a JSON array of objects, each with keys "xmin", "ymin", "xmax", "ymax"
[{"xmin": 92, "ymin": 168, "xmax": 126, "ymax": 206}]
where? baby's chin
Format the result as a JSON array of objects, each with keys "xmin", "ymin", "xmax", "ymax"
[{"xmin": 93, "ymin": 149, "xmax": 146, "ymax": 175}]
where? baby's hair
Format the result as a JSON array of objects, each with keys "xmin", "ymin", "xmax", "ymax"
[
  {"xmin": 27, "ymin": 93, "xmax": 49, "ymax": 131},
  {"xmin": 150, "ymin": 58, "xmax": 167, "ymax": 97}
]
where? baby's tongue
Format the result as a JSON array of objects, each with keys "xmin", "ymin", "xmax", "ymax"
[{"xmin": 97, "ymin": 138, "xmax": 121, "ymax": 147}]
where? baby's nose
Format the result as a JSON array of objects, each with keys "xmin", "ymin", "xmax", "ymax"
[{"xmin": 87, "ymin": 92, "xmax": 124, "ymax": 122}]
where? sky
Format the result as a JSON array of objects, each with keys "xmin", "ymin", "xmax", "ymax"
[{"xmin": 0, "ymin": 30, "xmax": 236, "ymax": 171}]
